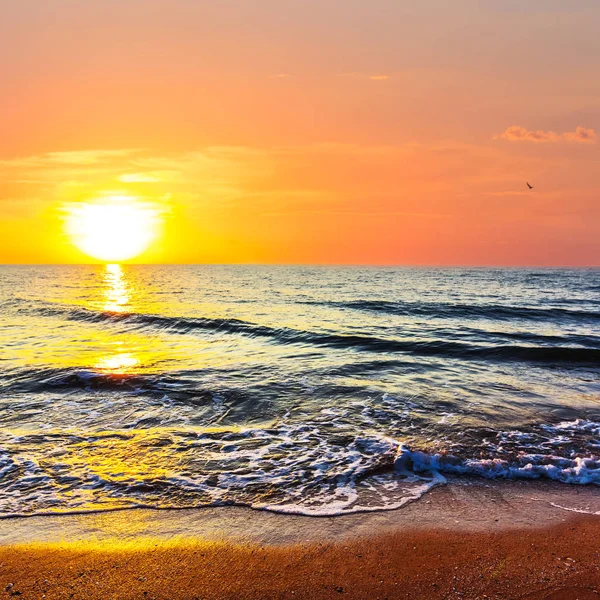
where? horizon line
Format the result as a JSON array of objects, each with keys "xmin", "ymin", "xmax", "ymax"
[{"xmin": 1, "ymin": 263, "xmax": 599, "ymax": 269}]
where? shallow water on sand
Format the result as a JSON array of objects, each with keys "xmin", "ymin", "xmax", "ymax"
[{"xmin": 0, "ymin": 266, "xmax": 599, "ymax": 516}]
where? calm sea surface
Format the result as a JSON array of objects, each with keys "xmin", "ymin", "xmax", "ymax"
[{"xmin": 0, "ymin": 265, "xmax": 599, "ymax": 517}]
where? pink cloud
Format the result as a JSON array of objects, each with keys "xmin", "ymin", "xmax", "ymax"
[
  {"xmin": 495, "ymin": 125, "xmax": 596, "ymax": 144},
  {"xmin": 564, "ymin": 126, "xmax": 597, "ymax": 144}
]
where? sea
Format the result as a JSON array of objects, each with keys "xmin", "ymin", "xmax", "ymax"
[{"xmin": 0, "ymin": 265, "xmax": 598, "ymax": 518}]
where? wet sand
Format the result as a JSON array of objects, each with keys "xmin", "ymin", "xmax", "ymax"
[{"xmin": 1, "ymin": 480, "xmax": 599, "ymax": 599}]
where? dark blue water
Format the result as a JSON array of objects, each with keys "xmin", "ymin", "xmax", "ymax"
[{"xmin": 0, "ymin": 265, "xmax": 599, "ymax": 516}]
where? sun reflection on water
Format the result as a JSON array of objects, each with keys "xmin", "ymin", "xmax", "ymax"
[
  {"xmin": 103, "ymin": 263, "xmax": 130, "ymax": 313},
  {"xmin": 95, "ymin": 264, "xmax": 143, "ymax": 374},
  {"xmin": 95, "ymin": 352, "xmax": 141, "ymax": 374}
]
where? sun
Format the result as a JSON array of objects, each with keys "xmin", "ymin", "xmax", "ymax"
[{"xmin": 64, "ymin": 195, "xmax": 161, "ymax": 262}]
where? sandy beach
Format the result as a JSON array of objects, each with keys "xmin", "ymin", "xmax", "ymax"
[{"xmin": 2, "ymin": 480, "xmax": 599, "ymax": 599}]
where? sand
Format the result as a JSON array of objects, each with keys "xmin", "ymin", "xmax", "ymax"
[
  {"xmin": 1, "ymin": 517, "xmax": 600, "ymax": 599},
  {"xmin": 1, "ymin": 479, "xmax": 600, "ymax": 599}
]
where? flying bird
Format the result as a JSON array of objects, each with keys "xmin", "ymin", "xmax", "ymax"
[{"xmin": 526, "ymin": 182, "xmax": 533, "ymax": 189}]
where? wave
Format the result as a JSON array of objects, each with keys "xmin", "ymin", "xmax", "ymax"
[
  {"xmin": 1, "ymin": 419, "xmax": 598, "ymax": 518},
  {"xmin": 397, "ymin": 449, "xmax": 600, "ymax": 485},
  {"xmin": 0, "ymin": 425, "xmax": 423, "ymax": 517},
  {"xmin": 396, "ymin": 418, "xmax": 600, "ymax": 486},
  {"xmin": 0, "ymin": 366, "xmax": 227, "ymax": 403},
  {"xmin": 446, "ymin": 326, "xmax": 600, "ymax": 348},
  {"xmin": 20, "ymin": 304, "xmax": 600, "ymax": 367},
  {"xmin": 322, "ymin": 299, "xmax": 600, "ymax": 323}
]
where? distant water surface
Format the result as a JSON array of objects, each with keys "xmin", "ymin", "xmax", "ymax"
[{"xmin": 0, "ymin": 265, "xmax": 599, "ymax": 517}]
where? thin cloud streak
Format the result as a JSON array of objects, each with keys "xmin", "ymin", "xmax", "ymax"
[{"xmin": 495, "ymin": 125, "xmax": 596, "ymax": 144}]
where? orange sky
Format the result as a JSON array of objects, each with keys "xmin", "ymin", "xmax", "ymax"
[{"xmin": 1, "ymin": 0, "xmax": 599, "ymax": 265}]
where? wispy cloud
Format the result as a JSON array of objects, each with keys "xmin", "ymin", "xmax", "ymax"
[
  {"xmin": 118, "ymin": 173, "xmax": 164, "ymax": 183},
  {"xmin": 0, "ymin": 140, "xmax": 587, "ymax": 226},
  {"xmin": 44, "ymin": 149, "xmax": 143, "ymax": 164},
  {"xmin": 495, "ymin": 125, "xmax": 596, "ymax": 144},
  {"xmin": 0, "ymin": 149, "xmax": 142, "ymax": 169},
  {"xmin": 336, "ymin": 72, "xmax": 390, "ymax": 81}
]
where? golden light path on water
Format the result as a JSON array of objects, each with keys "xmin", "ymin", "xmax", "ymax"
[
  {"xmin": 93, "ymin": 263, "xmax": 143, "ymax": 374},
  {"xmin": 103, "ymin": 263, "xmax": 130, "ymax": 313},
  {"xmin": 95, "ymin": 352, "xmax": 141, "ymax": 374},
  {"xmin": 83, "ymin": 264, "xmax": 180, "ymax": 499}
]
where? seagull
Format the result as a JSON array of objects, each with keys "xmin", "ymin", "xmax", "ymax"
[{"xmin": 526, "ymin": 182, "xmax": 533, "ymax": 189}]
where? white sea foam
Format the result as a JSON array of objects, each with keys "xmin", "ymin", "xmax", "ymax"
[
  {"xmin": 257, "ymin": 472, "xmax": 444, "ymax": 516},
  {"xmin": 550, "ymin": 419, "xmax": 600, "ymax": 436},
  {"xmin": 548, "ymin": 502, "xmax": 600, "ymax": 516},
  {"xmin": 395, "ymin": 418, "xmax": 600, "ymax": 486},
  {"xmin": 0, "ymin": 452, "xmax": 14, "ymax": 481},
  {"xmin": 1, "ymin": 415, "xmax": 599, "ymax": 518}
]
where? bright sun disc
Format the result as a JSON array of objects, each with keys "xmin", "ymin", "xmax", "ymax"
[{"xmin": 65, "ymin": 196, "xmax": 160, "ymax": 262}]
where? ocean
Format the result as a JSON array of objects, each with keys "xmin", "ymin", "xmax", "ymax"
[{"xmin": 0, "ymin": 265, "xmax": 598, "ymax": 517}]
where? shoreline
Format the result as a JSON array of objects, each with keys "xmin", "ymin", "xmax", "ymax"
[
  {"xmin": 1, "ymin": 480, "xmax": 600, "ymax": 598},
  {"xmin": 2, "ymin": 477, "xmax": 600, "ymax": 547}
]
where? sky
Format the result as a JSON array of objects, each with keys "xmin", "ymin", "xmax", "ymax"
[{"xmin": 1, "ymin": 0, "xmax": 599, "ymax": 265}]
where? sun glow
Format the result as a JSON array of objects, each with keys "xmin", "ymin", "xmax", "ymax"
[{"xmin": 64, "ymin": 195, "xmax": 161, "ymax": 262}]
